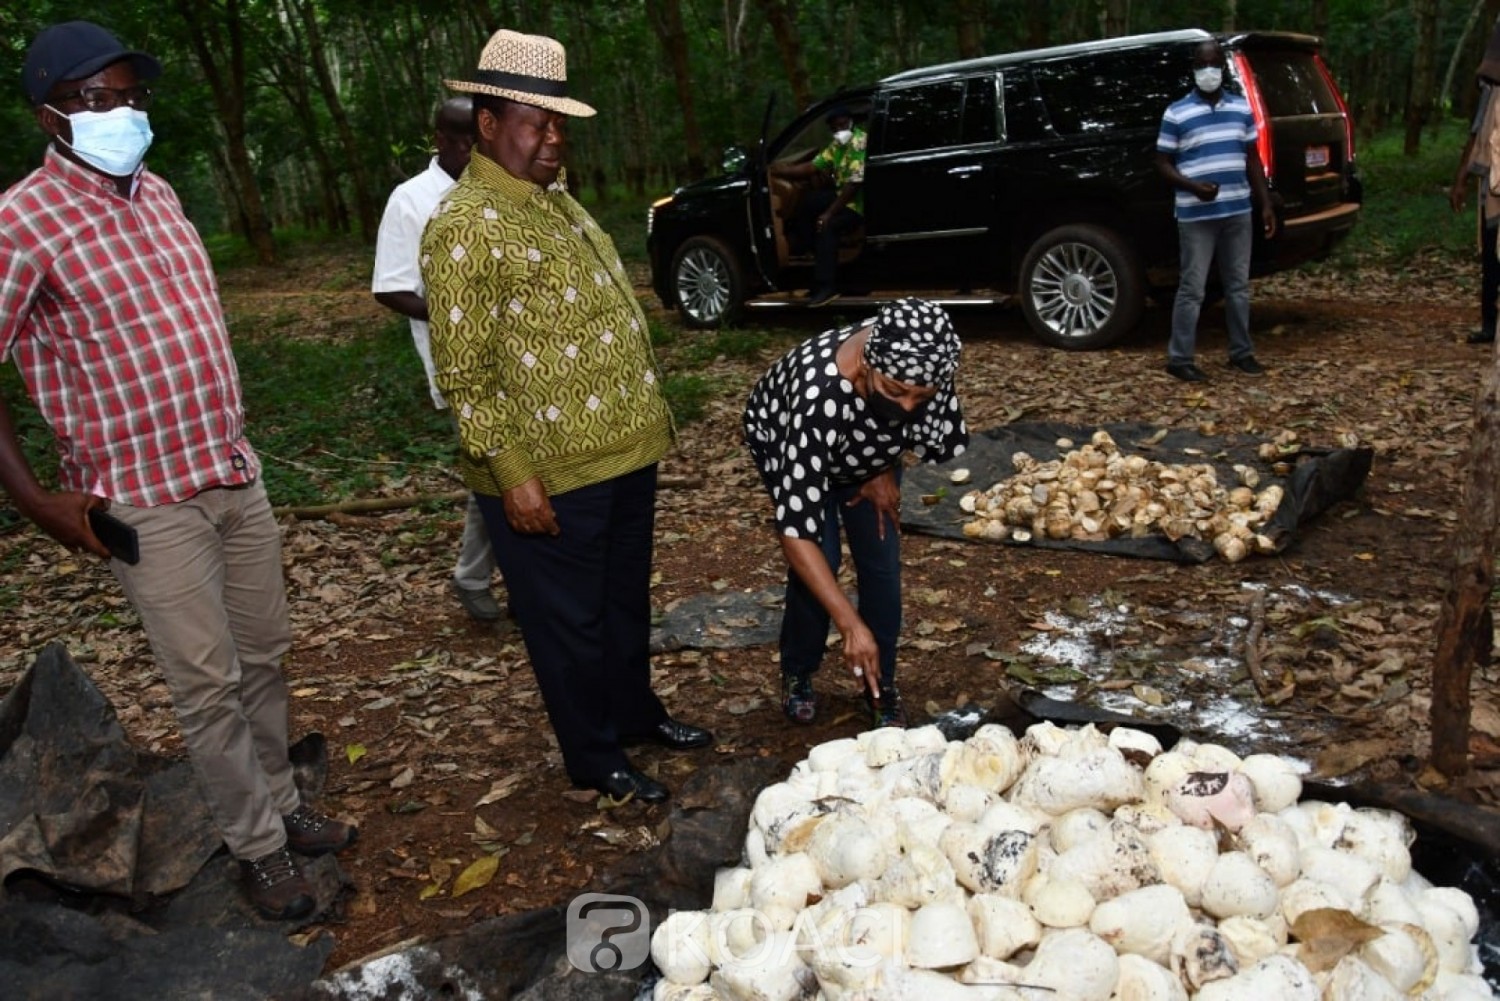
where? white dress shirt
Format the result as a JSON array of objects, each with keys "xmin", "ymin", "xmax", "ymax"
[{"xmin": 372, "ymin": 157, "xmax": 458, "ymax": 408}]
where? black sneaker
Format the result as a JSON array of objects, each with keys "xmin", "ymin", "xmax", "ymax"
[
  {"xmin": 805, "ymin": 289, "xmax": 839, "ymax": 308},
  {"xmin": 1467, "ymin": 329, "xmax": 1495, "ymax": 344},
  {"xmin": 863, "ymin": 686, "xmax": 908, "ymax": 729},
  {"xmin": 1165, "ymin": 362, "xmax": 1207, "ymax": 382},
  {"xmin": 782, "ymin": 672, "xmax": 817, "ymax": 724},
  {"xmin": 1228, "ymin": 355, "xmax": 1267, "ymax": 376}
]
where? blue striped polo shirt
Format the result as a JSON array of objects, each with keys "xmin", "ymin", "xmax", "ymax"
[{"xmin": 1157, "ymin": 89, "xmax": 1259, "ymax": 222}]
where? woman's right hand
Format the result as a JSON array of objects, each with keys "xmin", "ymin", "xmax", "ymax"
[{"xmin": 839, "ymin": 616, "xmax": 882, "ymax": 698}]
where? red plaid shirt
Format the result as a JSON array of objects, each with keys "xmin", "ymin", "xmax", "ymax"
[{"xmin": 0, "ymin": 149, "xmax": 258, "ymax": 506}]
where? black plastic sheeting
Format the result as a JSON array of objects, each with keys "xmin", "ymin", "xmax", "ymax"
[
  {"xmin": 0, "ymin": 644, "xmax": 343, "ymax": 1000},
  {"xmin": 901, "ymin": 420, "xmax": 1374, "ymax": 563}
]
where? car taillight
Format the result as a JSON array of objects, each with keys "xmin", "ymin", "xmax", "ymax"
[
  {"xmin": 1314, "ymin": 53, "xmax": 1356, "ymax": 163},
  {"xmin": 1231, "ymin": 51, "xmax": 1274, "ymax": 184}
]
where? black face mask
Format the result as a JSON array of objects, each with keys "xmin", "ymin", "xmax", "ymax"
[{"xmin": 866, "ymin": 388, "xmax": 926, "ymax": 425}]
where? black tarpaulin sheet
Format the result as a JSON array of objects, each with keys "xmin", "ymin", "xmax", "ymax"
[
  {"xmin": 901, "ymin": 420, "xmax": 1374, "ymax": 564},
  {"xmin": 0, "ymin": 643, "xmax": 221, "ymax": 898},
  {"xmin": 0, "ymin": 644, "xmax": 345, "ymax": 999}
]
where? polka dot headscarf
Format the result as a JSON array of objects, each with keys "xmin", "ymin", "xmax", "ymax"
[{"xmin": 862, "ymin": 297, "xmax": 961, "ymax": 388}]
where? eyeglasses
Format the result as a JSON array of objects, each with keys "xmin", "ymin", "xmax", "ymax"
[{"xmin": 52, "ymin": 85, "xmax": 154, "ymax": 113}]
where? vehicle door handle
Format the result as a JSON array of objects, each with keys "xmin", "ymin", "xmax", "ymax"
[{"xmin": 947, "ymin": 165, "xmax": 983, "ymax": 176}]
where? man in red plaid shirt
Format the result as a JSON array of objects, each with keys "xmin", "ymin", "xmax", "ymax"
[{"xmin": 0, "ymin": 21, "xmax": 356, "ymax": 921}]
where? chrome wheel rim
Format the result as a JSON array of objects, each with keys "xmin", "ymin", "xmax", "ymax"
[
  {"xmin": 1028, "ymin": 241, "xmax": 1119, "ymax": 340},
  {"xmin": 675, "ymin": 247, "xmax": 732, "ymax": 323}
]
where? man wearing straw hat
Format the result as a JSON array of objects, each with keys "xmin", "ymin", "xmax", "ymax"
[{"xmin": 422, "ymin": 29, "xmax": 711, "ymax": 804}]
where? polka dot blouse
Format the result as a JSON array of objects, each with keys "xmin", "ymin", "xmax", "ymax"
[{"xmin": 743, "ymin": 322, "xmax": 968, "ymax": 540}]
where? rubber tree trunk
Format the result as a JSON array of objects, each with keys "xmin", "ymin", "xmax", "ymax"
[
  {"xmin": 173, "ymin": 0, "xmax": 277, "ymax": 265},
  {"xmin": 292, "ymin": 0, "xmax": 380, "ymax": 243},
  {"xmin": 646, "ymin": 0, "xmax": 707, "ymax": 181},
  {"xmin": 755, "ymin": 0, "xmax": 812, "ymax": 111},
  {"xmin": 1430, "ymin": 346, "xmax": 1500, "ymax": 777},
  {"xmin": 1405, "ymin": 0, "xmax": 1440, "ymax": 155},
  {"xmin": 956, "ymin": 0, "xmax": 985, "ymax": 58}
]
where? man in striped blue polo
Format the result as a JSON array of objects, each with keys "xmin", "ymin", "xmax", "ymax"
[{"xmin": 1156, "ymin": 40, "xmax": 1278, "ymax": 382}]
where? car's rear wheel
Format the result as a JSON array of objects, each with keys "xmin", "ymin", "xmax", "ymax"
[
  {"xmin": 671, "ymin": 236, "xmax": 744, "ymax": 328},
  {"xmin": 1019, "ymin": 224, "xmax": 1144, "ymax": 350}
]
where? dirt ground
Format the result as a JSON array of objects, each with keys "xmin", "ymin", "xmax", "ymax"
[{"xmin": 3, "ymin": 251, "xmax": 1499, "ymax": 975}]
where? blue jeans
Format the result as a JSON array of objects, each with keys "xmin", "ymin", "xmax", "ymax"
[
  {"xmin": 779, "ymin": 477, "xmax": 902, "ymax": 690},
  {"xmin": 1170, "ymin": 213, "xmax": 1254, "ymax": 365}
]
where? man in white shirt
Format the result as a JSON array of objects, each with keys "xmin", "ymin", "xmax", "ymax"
[{"xmin": 373, "ymin": 96, "xmax": 503, "ymax": 621}]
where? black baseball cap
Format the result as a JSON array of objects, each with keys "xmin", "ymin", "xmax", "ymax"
[{"xmin": 23, "ymin": 21, "xmax": 162, "ymax": 106}]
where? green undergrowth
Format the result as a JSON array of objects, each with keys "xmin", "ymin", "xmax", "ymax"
[{"xmin": 1325, "ymin": 120, "xmax": 1474, "ymax": 269}]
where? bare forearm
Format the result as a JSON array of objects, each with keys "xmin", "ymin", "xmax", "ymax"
[
  {"xmin": 0, "ymin": 392, "xmax": 48, "ymax": 515},
  {"xmin": 374, "ymin": 290, "xmax": 429, "ymax": 322},
  {"xmin": 0, "ymin": 391, "xmax": 105, "ymax": 554},
  {"xmin": 781, "ymin": 535, "xmax": 860, "ymax": 633}
]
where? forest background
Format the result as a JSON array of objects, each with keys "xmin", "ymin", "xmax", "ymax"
[{"xmin": 2, "ymin": 0, "xmax": 1497, "ymax": 266}]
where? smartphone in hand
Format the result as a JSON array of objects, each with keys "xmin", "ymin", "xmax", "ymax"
[{"xmin": 87, "ymin": 508, "xmax": 140, "ymax": 565}]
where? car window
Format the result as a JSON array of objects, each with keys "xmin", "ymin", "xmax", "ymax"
[
  {"xmin": 962, "ymin": 75, "xmax": 999, "ymax": 144},
  {"xmin": 773, "ymin": 117, "xmax": 835, "ymax": 165},
  {"xmin": 1242, "ymin": 50, "xmax": 1340, "ymax": 117},
  {"xmin": 1001, "ymin": 71, "xmax": 1049, "ymax": 143},
  {"xmin": 880, "ymin": 80, "xmax": 966, "ymax": 154},
  {"xmin": 1032, "ymin": 47, "xmax": 1194, "ymax": 135}
]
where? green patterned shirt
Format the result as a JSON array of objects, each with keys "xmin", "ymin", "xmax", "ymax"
[
  {"xmin": 811, "ymin": 127, "xmax": 867, "ymax": 214},
  {"xmin": 421, "ymin": 153, "xmax": 673, "ymax": 496}
]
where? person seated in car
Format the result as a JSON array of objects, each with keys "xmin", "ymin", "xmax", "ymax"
[{"xmin": 770, "ymin": 106, "xmax": 866, "ymax": 308}]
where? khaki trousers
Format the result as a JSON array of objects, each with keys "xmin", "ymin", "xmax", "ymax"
[{"xmin": 109, "ymin": 481, "xmax": 298, "ymax": 860}]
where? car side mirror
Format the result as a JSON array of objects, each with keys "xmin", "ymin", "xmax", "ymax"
[{"xmin": 721, "ymin": 145, "xmax": 749, "ymax": 175}]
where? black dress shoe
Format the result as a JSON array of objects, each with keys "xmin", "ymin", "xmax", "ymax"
[
  {"xmin": 574, "ymin": 768, "xmax": 669, "ymax": 804},
  {"xmin": 1467, "ymin": 329, "xmax": 1495, "ymax": 344},
  {"xmin": 623, "ymin": 718, "xmax": 714, "ymax": 750}
]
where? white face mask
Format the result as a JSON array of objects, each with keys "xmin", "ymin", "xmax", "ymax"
[
  {"xmin": 48, "ymin": 106, "xmax": 154, "ymax": 177},
  {"xmin": 832, "ymin": 129, "xmax": 853, "ymax": 145},
  {"xmin": 1194, "ymin": 67, "xmax": 1224, "ymax": 93}
]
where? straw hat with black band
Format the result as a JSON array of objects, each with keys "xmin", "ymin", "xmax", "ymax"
[{"xmin": 445, "ymin": 29, "xmax": 595, "ymax": 119}]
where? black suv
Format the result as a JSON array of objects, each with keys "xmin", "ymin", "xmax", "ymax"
[{"xmin": 647, "ymin": 28, "xmax": 1361, "ymax": 349}]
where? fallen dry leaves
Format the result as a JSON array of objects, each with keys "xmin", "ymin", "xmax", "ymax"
[{"xmin": 2, "ymin": 254, "xmax": 1498, "ymax": 967}]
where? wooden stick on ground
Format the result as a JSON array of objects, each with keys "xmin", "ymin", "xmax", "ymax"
[
  {"xmin": 1245, "ymin": 590, "xmax": 1270, "ymax": 697},
  {"xmin": 272, "ymin": 474, "xmax": 705, "ymax": 521}
]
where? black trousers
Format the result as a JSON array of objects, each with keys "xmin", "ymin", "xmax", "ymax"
[{"xmin": 475, "ymin": 464, "xmax": 667, "ymax": 783}]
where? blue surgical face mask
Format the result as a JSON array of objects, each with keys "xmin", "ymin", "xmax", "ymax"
[
  {"xmin": 1194, "ymin": 66, "xmax": 1223, "ymax": 93},
  {"xmin": 48, "ymin": 106, "xmax": 153, "ymax": 177}
]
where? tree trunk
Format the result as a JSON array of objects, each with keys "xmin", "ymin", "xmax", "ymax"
[
  {"xmin": 1310, "ymin": 0, "xmax": 1330, "ymax": 40},
  {"xmin": 292, "ymin": 0, "xmax": 380, "ymax": 242},
  {"xmin": 754, "ymin": 0, "xmax": 812, "ymax": 111},
  {"xmin": 172, "ymin": 0, "xmax": 276, "ymax": 264},
  {"xmin": 1024, "ymin": 4, "xmax": 1051, "ymax": 49},
  {"xmin": 956, "ymin": 0, "xmax": 985, "ymax": 58},
  {"xmin": 1100, "ymin": 0, "xmax": 1130, "ymax": 37},
  {"xmin": 1222, "ymin": 0, "xmax": 1238, "ymax": 32},
  {"xmin": 1443, "ymin": 0, "xmax": 1490, "ymax": 126},
  {"xmin": 645, "ymin": 0, "xmax": 707, "ymax": 180},
  {"xmin": 1404, "ymin": 0, "xmax": 1440, "ymax": 155},
  {"xmin": 1430, "ymin": 350, "xmax": 1500, "ymax": 778}
]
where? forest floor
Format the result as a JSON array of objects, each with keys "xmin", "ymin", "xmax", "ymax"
[{"xmin": 2, "ymin": 246, "xmax": 1498, "ymax": 973}]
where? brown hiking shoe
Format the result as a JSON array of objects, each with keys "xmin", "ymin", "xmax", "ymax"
[
  {"xmin": 241, "ymin": 847, "xmax": 315, "ymax": 920},
  {"xmin": 283, "ymin": 804, "xmax": 358, "ymax": 857}
]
